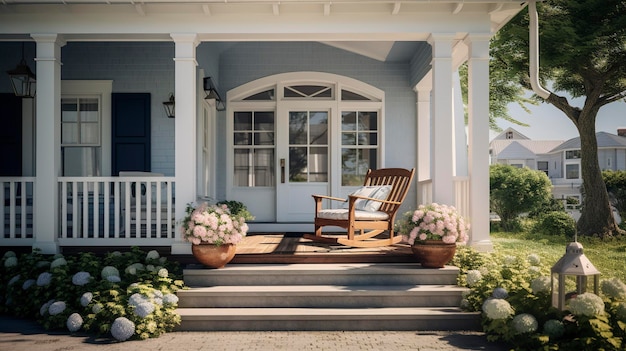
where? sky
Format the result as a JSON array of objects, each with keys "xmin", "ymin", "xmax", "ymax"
[{"xmin": 489, "ymin": 94, "xmax": 625, "ymax": 142}]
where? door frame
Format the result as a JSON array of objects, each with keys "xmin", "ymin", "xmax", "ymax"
[{"xmin": 225, "ymin": 72, "xmax": 385, "ymax": 225}]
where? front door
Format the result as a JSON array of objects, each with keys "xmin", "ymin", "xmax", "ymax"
[{"xmin": 276, "ymin": 106, "xmax": 331, "ymax": 222}]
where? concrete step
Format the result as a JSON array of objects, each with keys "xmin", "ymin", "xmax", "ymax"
[
  {"xmin": 183, "ymin": 263, "xmax": 460, "ymax": 287},
  {"xmin": 177, "ymin": 285, "xmax": 468, "ymax": 308},
  {"xmin": 175, "ymin": 307, "xmax": 481, "ymax": 331}
]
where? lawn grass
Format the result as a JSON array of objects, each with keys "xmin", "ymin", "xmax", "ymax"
[{"xmin": 491, "ymin": 231, "xmax": 626, "ymax": 282}]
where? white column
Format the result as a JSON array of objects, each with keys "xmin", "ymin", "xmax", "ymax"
[
  {"xmin": 465, "ymin": 34, "xmax": 493, "ymax": 251},
  {"xmin": 428, "ymin": 34, "xmax": 456, "ymax": 205},
  {"xmin": 31, "ymin": 34, "xmax": 65, "ymax": 254},
  {"xmin": 171, "ymin": 33, "xmax": 199, "ymax": 255},
  {"xmin": 415, "ymin": 73, "xmax": 432, "ymax": 205}
]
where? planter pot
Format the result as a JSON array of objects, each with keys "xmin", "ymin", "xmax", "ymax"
[
  {"xmin": 411, "ymin": 240, "xmax": 457, "ymax": 268},
  {"xmin": 191, "ymin": 243, "xmax": 237, "ymax": 269}
]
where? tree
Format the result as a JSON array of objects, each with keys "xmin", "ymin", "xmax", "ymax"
[
  {"xmin": 490, "ymin": 0, "xmax": 626, "ymax": 237},
  {"xmin": 489, "ymin": 164, "xmax": 552, "ymax": 231}
]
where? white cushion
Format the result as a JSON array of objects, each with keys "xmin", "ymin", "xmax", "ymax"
[
  {"xmin": 343, "ymin": 185, "xmax": 392, "ymax": 212},
  {"xmin": 317, "ymin": 209, "xmax": 389, "ymax": 220}
]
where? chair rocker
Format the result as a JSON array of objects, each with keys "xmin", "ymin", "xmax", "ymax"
[{"xmin": 304, "ymin": 167, "xmax": 415, "ymax": 248}]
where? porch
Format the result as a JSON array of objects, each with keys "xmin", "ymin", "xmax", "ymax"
[{"xmin": 1, "ymin": 176, "xmax": 472, "ymax": 255}]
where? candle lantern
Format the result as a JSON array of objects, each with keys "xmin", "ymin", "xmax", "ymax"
[{"xmin": 550, "ymin": 241, "xmax": 600, "ymax": 310}]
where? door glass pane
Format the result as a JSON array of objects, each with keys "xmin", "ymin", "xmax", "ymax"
[
  {"xmin": 254, "ymin": 111, "xmax": 274, "ymax": 130},
  {"xmin": 309, "ymin": 111, "xmax": 328, "ymax": 145},
  {"xmin": 358, "ymin": 111, "xmax": 377, "ymax": 130},
  {"xmin": 341, "ymin": 148, "xmax": 360, "ymax": 185},
  {"xmin": 309, "ymin": 147, "xmax": 328, "ymax": 182},
  {"xmin": 254, "ymin": 132, "xmax": 274, "ymax": 145},
  {"xmin": 254, "ymin": 149, "xmax": 275, "ymax": 186},
  {"xmin": 234, "ymin": 132, "xmax": 252, "ymax": 145},
  {"xmin": 341, "ymin": 112, "xmax": 357, "ymax": 131},
  {"xmin": 289, "ymin": 147, "xmax": 308, "ymax": 182},
  {"xmin": 289, "ymin": 112, "xmax": 308, "ymax": 144},
  {"xmin": 234, "ymin": 149, "xmax": 250, "ymax": 186}
]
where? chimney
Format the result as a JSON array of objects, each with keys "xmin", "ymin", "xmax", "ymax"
[{"xmin": 619, "ymin": 128, "xmax": 626, "ymax": 137}]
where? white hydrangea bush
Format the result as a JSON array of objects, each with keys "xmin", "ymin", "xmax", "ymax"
[
  {"xmin": 0, "ymin": 248, "xmax": 184, "ymax": 341},
  {"xmin": 455, "ymin": 247, "xmax": 626, "ymax": 349}
]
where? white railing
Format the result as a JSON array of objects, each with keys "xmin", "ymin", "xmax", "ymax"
[
  {"xmin": 417, "ymin": 177, "xmax": 470, "ymax": 219},
  {"xmin": 57, "ymin": 176, "xmax": 176, "ymax": 246},
  {"xmin": 1, "ymin": 177, "xmax": 35, "ymax": 245}
]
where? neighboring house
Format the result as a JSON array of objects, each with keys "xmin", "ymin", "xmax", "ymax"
[
  {"xmin": 0, "ymin": 0, "xmax": 529, "ymax": 255},
  {"xmin": 490, "ymin": 127, "xmax": 626, "ymax": 202}
]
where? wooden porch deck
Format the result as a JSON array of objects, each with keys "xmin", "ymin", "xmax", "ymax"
[
  {"xmin": 228, "ymin": 233, "xmax": 414, "ymax": 264},
  {"xmin": 56, "ymin": 233, "xmax": 415, "ymax": 265}
]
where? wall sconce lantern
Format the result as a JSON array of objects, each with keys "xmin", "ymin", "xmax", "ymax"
[
  {"xmin": 7, "ymin": 42, "xmax": 36, "ymax": 98},
  {"xmin": 162, "ymin": 93, "xmax": 175, "ymax": 118},
  {"xmin": 203, "ymin": 77, "xmax": 226, "ymax": 111},
  {"xmin": 550, "ymin": 240, "xmax": 600, "ymax": 311}
]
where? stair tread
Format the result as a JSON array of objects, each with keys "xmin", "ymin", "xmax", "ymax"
[
  {"xmin": 184, "ymin": 263, "xmax": 459, "ymax": 274},
  {"xmin": 177, "ymin": 307, "xmax": 477, "ymax": 318},
  {"xmin": 179, "ymin": 285, "xmax": 468, "ymax": 294}
]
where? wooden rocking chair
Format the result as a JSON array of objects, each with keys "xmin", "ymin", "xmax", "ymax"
[{"xmin": 304, "ymin": 167, "xmax": 415, "ymax": 248}]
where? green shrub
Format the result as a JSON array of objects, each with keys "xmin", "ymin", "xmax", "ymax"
[
  {"xmin": 1, "ymin": 247, "xmax": 184, "ymax": 341},
  {"xmin": 216, "ymin": 200, "xmax": 255, "ymax": 221},
  {"xmin": 455, "ymin": 247, "xmax": 626, "ymax": 350},
  {"xmin": 533, "ymin": 211, "xmax": 576, "ymax": 237}
]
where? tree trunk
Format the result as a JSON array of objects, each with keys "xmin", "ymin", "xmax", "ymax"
[{"xmin": 546, "ymin": 94, "xmax": 622, "ymax": 238}]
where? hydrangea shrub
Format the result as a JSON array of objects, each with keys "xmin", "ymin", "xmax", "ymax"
[
  {"xmin": 456, "ymin": 247, "xmax": 625, "ymax": 350},
  {"xmin": 0, "ymin": 247, "xmax": 184, "ymax": 341}
]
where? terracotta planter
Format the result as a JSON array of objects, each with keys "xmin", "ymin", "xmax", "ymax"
[
  {"xmin": 411, "ymin": 240, "xmax": 457, "ymax": 268},
  {"xmin": 191, "ymin": 243, "xmax": 237, "ymax": 269}
]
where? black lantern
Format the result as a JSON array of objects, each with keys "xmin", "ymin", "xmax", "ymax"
[
  {"xmin": 551, "ymin": 241, "xmax": 600, "ymax": 310},
  {"xmin": 162, "ymin": 93, "xmax": 175, "ymax": 118},
  {"xmin": 7, "ymin": 42, "xmax": 36, "ymax": 98},
  {"xmin": 203, "ymin": 77, "xmax": 225, "ymax": 111}
]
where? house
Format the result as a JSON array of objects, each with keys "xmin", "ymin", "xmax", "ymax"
[
  {"xmin": 490, "ymin": 127, "xmax": 626, "ymax": 202},
  {"xmin": 0, "ymin": 0, "xmax": 529, "ymax": 255}
]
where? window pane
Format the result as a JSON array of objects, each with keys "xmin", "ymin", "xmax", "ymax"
[
  {"xmin": 80, "ymin": 99, "xmax": 99, "ymax": 122},
  {"xmin": 358, "ymin": 112, "xmax": 378, "ymax": 130},
  {"xmin": 309, "ymin": 111, "xmax": 328, "ymax": 145},
  {"xmin": 243, "ymin": 89, "xmax": 275, "ymax": 101},
  {"xmin": 289, "ymin": 147, "xmax": 308, "ymax": 182},
  {"xmin": 254, "ymin": 132, "xmax": 274, "ymax": 145},
  {"xmin": 61, "ymin": 100, "xmax": 78, "ymax": 122},
  {"xmin": 341, "ymin": 148, "xmax": 360, "ymax": 185},
  {"xmin": 342, "ymin": 89, "xmax": 371, "ymax": 101},
  {"xmin": 254, "ymin": 149, "xmax": 275, "ymax": 187},
  {"xmin": 62, "ymin": 123, "xmax": 78, "ymax": 144},
  {"xmin": 289, "ymin": 112, "xmax": 308, "ymax": 144},
  {"xmin": 358, "ymin": 132, "xmax": 377, "ymax": 146},
  {"xmin": 234, "ymin": 149, "xmax": 250, "ymax": 186},
  {"xmin": 80, "ymin": 123, "xmax": 99, "ymax": 144},
  {"xmin": 342, "ymin": 132, "xmax": 357, "ymax": 145},
  {"xmin": 62, "ymin": 146, "xmax": 101, "ymax": 176},
  {"xmin": 360, "ymin": 148, "xmax": 377, "ymax": 171},
  {"xmin": 254, "ymin": 111, "xmax": 274, "ymax": 131},
  {"xmin": 566, "ymin": 164, "xmax": 579, "ymax": 179},
  {"xmin": 234, "ymin": 112, "xmax": 252, "ymax": 130},
  {"xmin": 234, "ymin": 132, "xmax": 252, "ymax": 145},
  {"xmin": 342, "ymin": 112, "xmax": 357, "ymax": 131},
  {"xmin": 309, "ymin": 147, "xmax": 328, "ymax": 182}
]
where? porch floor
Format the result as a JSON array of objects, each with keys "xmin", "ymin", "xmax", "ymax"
[
  {"xmin": 217, "ymin": 233, "xmax": 414, "ymax": 265},
  {"xmin": 58, "ymin": 233, "xmax": 415, "ymax": 265}
]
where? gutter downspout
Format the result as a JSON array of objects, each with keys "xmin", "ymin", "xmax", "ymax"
[{"xmin": 529, "ymin": 0, "xmax": 551, "ymax": 99}]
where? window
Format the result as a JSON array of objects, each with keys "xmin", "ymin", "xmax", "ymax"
[
  {"xmin": 233, "ymin": 111, "xmax": 275, "ymax": 187},
  {"xmin": 506, "ymin": 131, "xmax": 513, "ymax": 139},
  {"xmin": 341, "ymin": 111, "xmax": 378, "ymax": 185},
  {"xmin": 61, "ymin": 97, "xmax": 101, "ymax": 176},
  {"xmin": 566, "ymin": 164, "xmax": 580, "ymax": 179},
  {"xmin": 537, "ymin": 161, "xmax": 549, "ymax": 176},
  {"xmin": 566, "ymin": 150, "xmax": 581, "ymax": 159}
]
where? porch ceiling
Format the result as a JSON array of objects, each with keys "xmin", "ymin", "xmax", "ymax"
[{"xmin": 0, "ymin": 0, "xmax": 525, "ymax": 62}]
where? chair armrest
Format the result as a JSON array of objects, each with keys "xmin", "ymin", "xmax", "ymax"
[{"xmin": 312, "ymin": 194, "xmax": 347, "ymax": 202}]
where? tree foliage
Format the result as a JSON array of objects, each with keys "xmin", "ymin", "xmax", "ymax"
[
  {"xmin": 490, "ymin": 0, "xmax": 626, "ymax": 237},
  {"xmin": 489, "ymin": 164, "xmax": 552, "ymax": 231}
]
